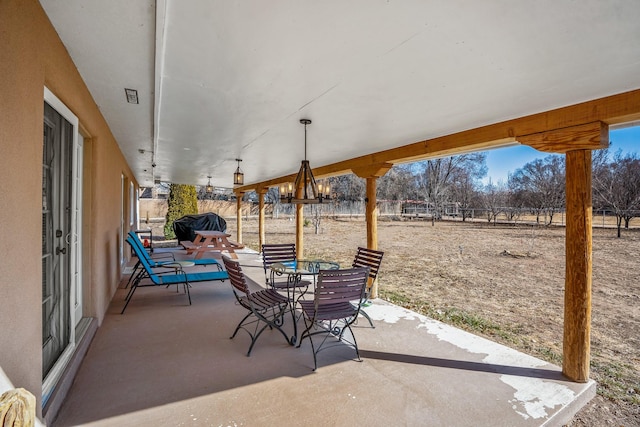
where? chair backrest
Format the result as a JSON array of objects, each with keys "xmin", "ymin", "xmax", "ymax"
[
  {"xmin": 352, "ymin": 247, "xmax": 384, "ymax": 282},
  {"xmin": 126, "ymin": 236, "xmax": 160, "ymax": 283},
  {"xmin": 262, "ymin": 244, "xmax": 298, "ymax": 281},
  {"xmin": 128, "ymin": 231, "xmax": 151, "ymax": 260},
  {"xmin": 315, "ymin": 267, "xmax": 369, "ymax": 309},
  {"xmin": 222, "ymin": 255, "xmax": 250, "ymax": 296}
]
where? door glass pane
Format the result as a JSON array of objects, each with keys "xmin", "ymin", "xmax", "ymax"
[{"xmin": 42, "ymin": 102, "xmax": 72, "ymax": 378}]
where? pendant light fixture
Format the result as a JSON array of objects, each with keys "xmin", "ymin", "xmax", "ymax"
[
  {"xmin": 233, "ymin": 159, "xmax": 244, "ymax": 186},
  {"xmin": 206, "ymin": 175, "xmax": 213, "ymax": 193},
  {"xmin": 279, "ymin": 119, "xmax": 332, "ymax": 204}
]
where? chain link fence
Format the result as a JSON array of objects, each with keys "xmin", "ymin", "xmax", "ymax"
[{"xmin": 140, "ymin": 199, "xmax": 639, "ymax": 229}]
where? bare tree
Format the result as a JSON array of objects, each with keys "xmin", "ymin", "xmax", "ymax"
[
  {"xmin": 378, "ymin": 165, "xmax": 420, "ymax": 201},
  {"xmin": 415, "ymin": 153, "xmax": 487, "ymax": 221},
  {"xmin": 452, "ymin": 173, "xmax": 476, "ymax": 221},
  {"xmin": 451, "ymin": 154, "xmax": 487, "ymax": 221},
  {"xmin": 328, "ymin": 174, "xmax": 365, "ymax": 201},
  {"xmin": 509, "ymin": 155, "xmax": 565, "ymax": 225},
  {"xmin": 593, "ymin": 150, "xmax": 640, "ymax": 237},
  {"xmin": 482, "ymin": 179, "xmax": 506, "ymax": 224},
  {"xmin": 310, "ymin": 204, "xmax": 323, "ymax": 234}
]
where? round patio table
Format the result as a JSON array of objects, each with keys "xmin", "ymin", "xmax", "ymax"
[{"xmin": 269, "ymin": 259, "xmax": 340, "ymax": 344}]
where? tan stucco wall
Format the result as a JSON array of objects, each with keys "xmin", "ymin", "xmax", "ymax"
[{"xmin": 0, "ymin": 0, "xmax": 137, "ymax": 415}]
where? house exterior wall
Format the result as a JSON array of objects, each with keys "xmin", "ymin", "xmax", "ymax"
[{"xmin": 0, "ymin": 0, "xmax": 136, "ymax": 416}]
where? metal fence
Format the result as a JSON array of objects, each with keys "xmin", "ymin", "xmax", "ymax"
[{"xmin": 140, "ymin": 198, "xmax": 640, "ymax": 229}]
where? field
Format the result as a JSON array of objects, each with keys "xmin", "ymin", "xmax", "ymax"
[{"xmin": 151, "ymin": 216, "xmax": 639, "ymax": 425}]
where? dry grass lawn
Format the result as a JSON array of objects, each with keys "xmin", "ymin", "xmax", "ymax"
[{"xmin": 227, "ymin": 217, "xmax": 638, "ymax": 426}]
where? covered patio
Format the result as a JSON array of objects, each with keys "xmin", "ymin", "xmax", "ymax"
[
  {"xmin": 53, "ymin": 249, "xmax": 594, "ymax": 427},
  {"xmin": 2, "ymin": 1, "xmax": 640, "ymax": 425}
]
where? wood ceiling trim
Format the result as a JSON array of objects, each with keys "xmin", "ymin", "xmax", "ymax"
[
  {"xmin": 519, "ymin": 121, "xmax": 609, "ymax": 154},
  {"xmin": 235, "ymin": 88, "xmax": 640, "ymax": 193},
  {"xmin": 352, "ymin": 162, "xmax": 394, "ymax": 179}
]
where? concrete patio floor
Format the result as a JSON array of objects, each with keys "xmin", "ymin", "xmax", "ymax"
[{"xmin": 52, "ymin": 249, "xmax": 595, "ymax": 426}]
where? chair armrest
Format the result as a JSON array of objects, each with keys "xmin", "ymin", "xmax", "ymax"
[{"xmin": 151, "ymin": 252, "xmax": 175, "ymax": 261}]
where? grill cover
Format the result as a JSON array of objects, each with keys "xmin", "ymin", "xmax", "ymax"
[{"xmin": 173, "ymin": 212, "xmax": 227, "ymax": 242}]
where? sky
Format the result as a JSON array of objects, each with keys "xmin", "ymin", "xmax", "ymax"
[{"xmin": 482, "ymin": 125, "xmax": 640, "ymax": 184}]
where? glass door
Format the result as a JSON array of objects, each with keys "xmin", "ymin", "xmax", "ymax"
[
  {"xmin": 42, "ymin": 101, "xmax": 73, "ymax": 378},
  {"xmin": 42, "ymin": 88, "xmax": 83, "ymax": 405}
]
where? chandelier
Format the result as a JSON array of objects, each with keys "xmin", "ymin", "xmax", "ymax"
[{"xmin": 279, "ymin": 119, "xmax": 332, "ymax": 204}]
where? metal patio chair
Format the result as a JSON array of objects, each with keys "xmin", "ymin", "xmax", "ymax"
[
  {"xmin": 222, "ymin": 256, "xmax": 291, "ymax": 356},
  {"xmin": 261, "ymin": 243, "xmax": 311, "ymax": 291},
  {"xmin": 297, "ymin": 267, "xmax": 369, "ymax": 371},
  {"xmin": 352, "ymin": 247, "xmax": 384, "ymax": 328}
]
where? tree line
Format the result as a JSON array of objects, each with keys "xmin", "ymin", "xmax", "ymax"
[
  {"xmin": 185, "ymin": 144, "xmax": 640, "ymax": 238},
  {"xmin": 318, "ymin": 147, "xmax": 639, "ymax": 237}
]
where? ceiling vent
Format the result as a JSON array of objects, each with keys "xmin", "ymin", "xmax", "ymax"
[{"xmin": 124, "ymin": 88, "xmax": 139, "ymax": 104}]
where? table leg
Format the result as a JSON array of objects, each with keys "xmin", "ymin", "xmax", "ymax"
[
  {"xmin": 269, "ymin": 268, "xmax": 303, "ymax": 346},
  {"xmin": 288, "ymin": 273, "xmax": 299, "ymax": 345},
  {"xmin": 288, "ymin": 273, "xmax": 312, "ymax": 345}
]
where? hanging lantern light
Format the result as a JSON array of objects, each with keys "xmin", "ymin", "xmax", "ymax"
[
  {"xmin": 233, "ymin": 159, "xmax": 244, "ymax": 186},
  {"xmin": 206, "ymin": 175, "xmax": 213, "ymax": 193}
]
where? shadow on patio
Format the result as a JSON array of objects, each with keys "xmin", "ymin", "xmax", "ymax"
[{"xmin": 53, "ymin": 250, "xmax": 595, "ymax": 427}]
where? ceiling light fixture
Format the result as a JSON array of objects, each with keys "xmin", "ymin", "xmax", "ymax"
[
  {"xmin": 124, "ymin": 88, "xmax": 139, "ymax": 104},
  {"xmin": 279, "ymin": 119, "xmax": 332, "ymax": 204},
  {"xmin": 206, "ymin": 176, "xmax": 213, "ymax": 193},
  {"xmin": 233, "ymin": 159, "xmax": 244, "ymax": 186}
]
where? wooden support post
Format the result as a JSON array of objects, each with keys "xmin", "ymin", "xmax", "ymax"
[
  {"xmin": 295, "ymin": 185, "xmax": 304, "ymax": 259},
  {"xmin": 235, "ymin": 192, "xmax": 244, "ymax": 244},
  {"xmin": 366, "ymin": 177, "xmax": 378, "ymax": 251},
  {"xmin": 519, "ymin": 122, "xmax": 605, "ymax": 383},
  {"xmin": 353, "ymin": 163, "xmax": 391, "ymax": 250},
  {"xmin": 296, "ymin": 203, "xmax": 304, "ymax": 259},
  {"xmin": 257, "ymin": 188, "xmax": 266, "ymax": 250},
  {"xmin": 352, "ymin": 163, "xmax": 392, "ymax": 299},
  {"xmin": 563, "ymin": 150, "xmax": 593, "ymax": 382},
  {"xmin": 366, "ymin": 177, "xmax": 379, "ymax": 298}
]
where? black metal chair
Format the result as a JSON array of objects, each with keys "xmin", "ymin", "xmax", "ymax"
[
  {"xmin": 261, "ymin": 243, "xmax": 311, "ymax": 291},
  {"xmin": 352, "ymin": 247, "xmax": 384, "ymax": 328},
  {"xmin": 222, "ymin": 256, "xmax": 291, "ymax": 356},
  {"xmin": 297, "ymin": 267, "xmax": 369, "ymax": 371}
]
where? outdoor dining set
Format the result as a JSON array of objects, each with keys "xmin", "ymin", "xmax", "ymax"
[{"xmin": 123, "ymin": 232, "xmax": 383, "ymax": 371}]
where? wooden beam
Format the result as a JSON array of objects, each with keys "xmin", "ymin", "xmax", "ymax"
[
  {"xmin": 563, "ymin": 150, "xmax": 593, "ymax": 382},
  {"xmin": 234, "ymin": 89, "xmax": 640, "ymax": 192},
  {"xmin": 519, "ymin": 121, "xmax": 609, "ymax": 153},
  {"xmin": 353, "ymin": 162, "xmax": 393, "ymax": 179}
]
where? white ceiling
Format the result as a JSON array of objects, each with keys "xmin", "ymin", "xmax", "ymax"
[{"xmin": 40, "ymin": 0, "xmax": 640, "ymax": 188}]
